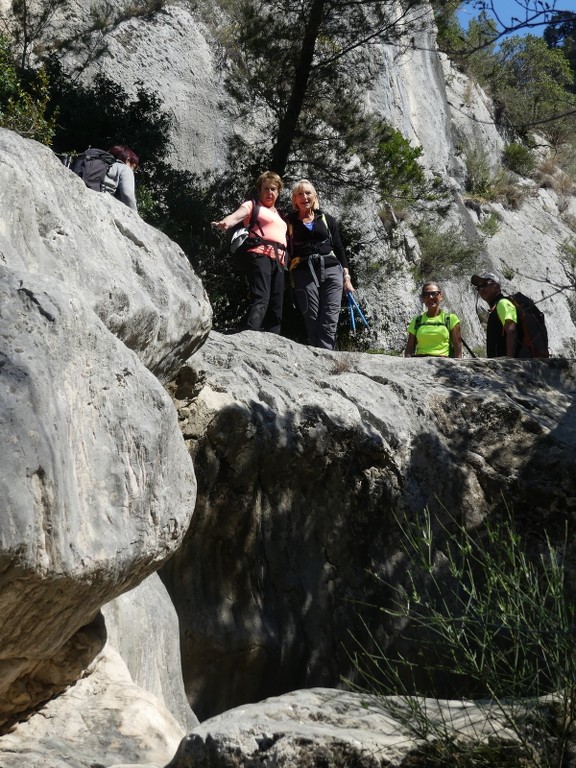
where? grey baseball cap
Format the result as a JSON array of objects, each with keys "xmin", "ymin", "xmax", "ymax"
[{"xmin": 471, "ymin": 271, "xmax": 502, "ymax": 287}]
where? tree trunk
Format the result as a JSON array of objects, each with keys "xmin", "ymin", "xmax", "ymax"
[{"xmin": 269, "ymin": 0, "xmax": 326, "ymax": 177}]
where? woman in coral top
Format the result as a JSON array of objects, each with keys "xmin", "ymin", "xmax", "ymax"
[{"xmin": 213, "ymin": 171, "xmax": 287, "ymax": 334}]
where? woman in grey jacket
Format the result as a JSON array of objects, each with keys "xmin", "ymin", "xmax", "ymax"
[{"xmin": 106, "ymin": 145, "xmax": 139, "ymax": 211}]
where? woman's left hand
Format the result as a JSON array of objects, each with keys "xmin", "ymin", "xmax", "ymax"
[{"xmin": 343, "ymin": 271, "xmax": 355, "ymax": 294}]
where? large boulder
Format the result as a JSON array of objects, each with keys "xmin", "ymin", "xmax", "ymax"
[
  {"xmin": 163, "ymin": 331, "xmax": 576, "ymax": 720},
  {"xmin": 0, "ymin": 645, "xmax": 185, "ymax": 768},
  {"xmin": 167, "ymin": 687, "xmax": 525, "ymax": 768},
  {"xmin": 0, "ymin": 129, "xmax": 211, "ymax": 382},
  {"xmin": 0, "ymin": 130, "xmax": 205, "ymax": 728}
]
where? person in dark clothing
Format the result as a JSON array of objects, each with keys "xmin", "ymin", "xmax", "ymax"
[
  {"xmin": 286, "ymin": 179, "xmax": 354, "ymax": 349},
  {"xmin": 471, "ymin": 271, "xmax": 518, "ymax": 357}
]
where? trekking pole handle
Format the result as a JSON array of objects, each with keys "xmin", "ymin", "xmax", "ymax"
[{"xmin": 461, "ymin": 336, "xmax": 477, "ymax": 359}]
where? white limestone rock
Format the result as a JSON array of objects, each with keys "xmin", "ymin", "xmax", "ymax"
[
  {"xmin": 0, "ymin": 129, "xmax": 212, "ymax": 382},
  {"xmin": 0, "ymin": 645, "xmax": 184, "ymax": 768},
  {"xmin": 0, "ymin": 130, "xmax": 200, "ymax": 727},
  {"xmin": 103, "ymin": 573, "xmax": 198, "ymax": 732},
  {"xmin": 168, "ymin": 687, "xmax": 523, "ymax": 767}
]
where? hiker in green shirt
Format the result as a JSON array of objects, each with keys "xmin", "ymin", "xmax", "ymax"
[{"xmin": 405, "ymin": 282, "xmax": 462, "ymax": 358}]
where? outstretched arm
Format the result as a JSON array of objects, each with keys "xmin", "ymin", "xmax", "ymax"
[{"xmin": 212, "ymin": 202, "xmax": 251, "ymax": 231}]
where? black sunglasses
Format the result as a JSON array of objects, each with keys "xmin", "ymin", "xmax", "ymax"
[
  {"xmin": 476, "ymin": 282, "xmax": 492, "ymax": 291},
  {"xmin": 422, "ymin": 291, "xmax": 440, "ymax": 298}
]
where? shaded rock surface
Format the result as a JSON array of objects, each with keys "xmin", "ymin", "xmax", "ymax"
[{"xmin": 163, "ymin": 331, "xmax": 576, "ymax": 721}]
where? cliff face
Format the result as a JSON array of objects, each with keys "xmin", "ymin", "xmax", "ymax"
[
  {"xmin": 163, "ymin": 331, "xmax": 576, "ymax": 722},
  {"xmin": 2, "ymin": 3, "xmax": 576, "ymax": 766},
  {"xmin": 64, "ymin": 0, "xmax": 576, "ymax": 355}
]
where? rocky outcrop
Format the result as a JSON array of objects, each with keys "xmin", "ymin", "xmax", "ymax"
[
  {"xmin": 103, "ymin": 573, "xmax": 198, "ymax": 731},
  {"xmin": 163, "ymin": 330, "xmax": 576, "ymax": 721},
  {"xmin": 0, "ymin": 129, "xmax": 211, "ymax": 381},
  {"xmin": 0, "ymin": 645, "xmax": 185, "ymax": 768},
  {"xmin": 168, "ymin": 687, "xmax": 528, "ymax": 767},
  {"xmin": 0, "ymin": 130, "xmax": 209, "ymax": 728}
]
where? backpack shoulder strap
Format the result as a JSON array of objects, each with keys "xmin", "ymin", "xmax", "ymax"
[
  {"xmin": 319, "ymin": 211, "xmax": 333, "ymax": 247},
  {"xmin": 414, "ymin": 313, "xmax": 423, "ymax": 332},
  {"xmin": 248, "ymin": 199, "xmax": 264, "ymax": 237}
]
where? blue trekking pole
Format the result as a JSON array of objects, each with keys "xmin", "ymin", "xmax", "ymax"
[{"xmin": 347, "ymin": 292, "xmax": 369, "ymax": 332}]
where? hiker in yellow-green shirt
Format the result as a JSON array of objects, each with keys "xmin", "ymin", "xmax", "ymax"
[{"xmin": 405, "ymin": 281, "xmax": 462, "ymax": 358}]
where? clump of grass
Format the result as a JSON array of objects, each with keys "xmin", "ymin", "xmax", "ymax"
[
  {"xmin": 478, "ymin": 211, "xmax": 501, "ymax": 237},
  {"xmin": 348, "ymin": 506, "xmax": 576, "ymax": 768},
  {"xmin": 503, "ymin": 143, "xmax": 535, "ymax": 177}
]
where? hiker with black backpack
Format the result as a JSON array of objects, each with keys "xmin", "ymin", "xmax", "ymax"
[
  {"xmin": 471, "ymin": 271, "xmax": 549, "ymax": 358},
  {"xmin": 106, "ymin": 145, "xmax": 139, "ymax": 211},
  {"xmin": 212, "ymin": 171, "xmax": 287, "ymax": 334},
  {"xmin": 72, "ymin": 144, "xmax": 139, "ymax": 211},
  {"xmin": 404, "ymin": 281, "xmax": 462, "ymax": 358}
]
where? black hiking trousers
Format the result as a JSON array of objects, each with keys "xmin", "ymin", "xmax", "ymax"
[{"xmin": 244, "ymin": 251, "xmax": 284, "ymax": 334}]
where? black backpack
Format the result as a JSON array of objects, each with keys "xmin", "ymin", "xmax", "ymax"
[
  {"xmin": 72, "ymin": 148, "xmax": 116, "ymax": 192},
  {"xmin": 503, "ymin": 293, "xmax": 549, "ymax": 358},
  {"xmin": 226, "ymin": 199, "xmax": 264, "ymax": 271}
]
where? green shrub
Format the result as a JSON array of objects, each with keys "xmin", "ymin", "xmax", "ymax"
[
  {"xmin": 414, "ymin": 223, "xmax": 482, "ymax": 281},
  {"xmin": 464, "ymin": 143, "xmax": 494, "ymax": 196},
  {"xmin": 478, "ymin": 211, "xmax": 501, "ymax": 237},
  {"xmin": 349, "ymin": 507, "xmax": 576, "ymax": 768},
  {"xmin": 0, "ymin": 35, "xmax": 55, "ymax": 144},
  {"xmin": 503, "ymin": 143, "xmax": 536, "ymax": 177}
]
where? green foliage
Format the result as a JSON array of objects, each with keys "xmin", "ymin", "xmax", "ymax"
[
  {"xmin": 48, "ymin": 68, "xmax": 171, "ymax": 162},
  {"xmin": 414, "ymin": 222, "xmax": 482, "ymax": 281},
  {"xmin": 544, "ymin": 10, "xmax": 576, "ymax": 91},
  {"xmin": 446, "ymin": 11, "xmax": 499, "ymax": 82},
  {"xmin": 203, "ymin": 0, "xmax": 431, "ymax": 194},
  {"xmin": 495, "ymin": 35, "xmax": 576, "ymax": 145},
  {"xmin": 463, "ymin": 142, "xmax": 493, "ymax": 196},
  {"xmin": 364, "ymin": 124, "xmax": 428, "ymax": 204},
  {"xmin": 501, "ymin": 262, "xmax": 515, "ymax": 281},
  {"xmin": 477, "ymin": 211, "xmax": 500, "ymax": 237},
  {"xmin": 433, "ymin": 0, "xmax": 466, "ymax": 57},
  {"xmin": 503, "ymin": 142, "xmax": 535, "ymax": 177},
  {"xmin": 349, "ymin": 507, "xmax": 576, "ymax": 768},
  {"xmin": 462, "ymin": 142, "xmax": 531, "ymax": 210},
  {"xmin": 452, "ymin": 12, "xmax": 576, "ymax": 152},
  {"xmin": 0, "ymin": 34, "xmax": 55, "ymax": 143}
]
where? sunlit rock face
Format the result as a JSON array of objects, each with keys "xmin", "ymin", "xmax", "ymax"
[{"xmin": 0, "ymin": 129, "xmax": 207, "ymax": 729}]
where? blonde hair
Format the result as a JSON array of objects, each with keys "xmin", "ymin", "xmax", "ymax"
[
  {"xmin": 291, "ymin": 179, "xmax": 319, "ymax": 211},
  {"xmin": 256, "ymin": 171, "xmax": 283, "ymax": 195}
]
